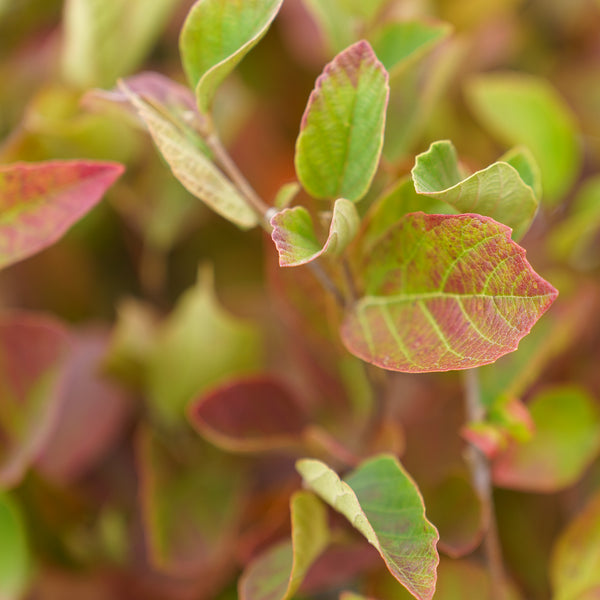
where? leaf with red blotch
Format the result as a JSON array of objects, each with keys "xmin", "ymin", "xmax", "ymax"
[
  {"xmin": 342, "ymin": 213, "xmax": 558, "ymax": 373},
  {"xmin": 0, "ymin": 160, "xmax": 124, "ymax": 270},
  {"xmin": 0, "ymin": 312, "xmax": 70, "ymax": 489},
  {"xmin": 35, "ymin": 331, "xmax": 133, "ymax": 484},
  {"xmin": 188, "ymin": 376, "xmax": 307, "ymax": 453}
]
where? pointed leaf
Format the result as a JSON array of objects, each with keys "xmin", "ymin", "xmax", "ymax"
[
  {"xmin": 551, "ymin": 491, "xmax": 600, "ymax": 600},
  {"xmin": 0, "ymin": 160, "xmax": 124, "ymax": 270},
  {"xmin": 466, "ymin": 72, "xmax": 581, "ymax": 203},
  {"xmin": 62, "ymin": 0, "xmax": 182, "ymax": 88},
  {"xmin": 180, "ymin": 0, "xmax": 284, "ymax": 113},
  {"xmin": 412, "ymin": 140, "xmax": 539, "ymax": 240},
  {"xmin": 119, "ymin": 83, "xmax": 258, "ymax": 229},
  {"xmin": 493, "ymin": 386, "xmax": 600, "ymax": 492},
  {"xmin": 295, "ymin": 41, "xmax": 389, "ymax": 202},
  {"xmin": 0, "ymin": 313, "xmax": 70, "ymax": 489},
  {"xmin": 341, "ymin": 213, "xmax": 557, "ymax": 373},
  {"xmin": 239, "ymin": 491, "xmax": 330, "ymax": 600},
  {"xmin": 271, "ymin": 198, "xmax": 360, "ymax": 267},
  {"xmin": 0, "ymin": 492, "xmax": 29, "ymax": 599},
  {"xmin": 188, "ymin": 376, "xmax": 307, "ymax": 453},
  {"xmin": 297, "ymin": 455, "xmax": 439, "ymax": 600},
  {"xmin": 500, "ymin": 146, "xmax": 542, "ymax": 200},
  {"xmin": 147, "ymin": 269, "xmax": 262, "ymax": 426}
]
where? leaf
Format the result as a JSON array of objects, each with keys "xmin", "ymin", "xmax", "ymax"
[
  {"xmin": 492, "ymin": 386, "xmax": 600, "ymax": 492},
  {"xmin": 62, "ymin": 0, "xmax": 182, "ymax": 88},
  {"xmin": 0, "ymin": 312, "xmax": 70, "ymax": 489},
  {"xmin": 500, "ymin": 146, "xmax": 542, "ymax": 200},
  {"xmin": 0, "ymin": 492, "xmax": 29, "ymax": 599},
  {"xmin": 341, "ymin": 212, "xmax": 558, "ymax": 373},
  {"xmin": 551, "ymin": 491, "xmax": 600, "ymax": 600},
  {"xmin": 147, "ymin": 268, "xmax": 262, "ymax": 426},
  {"xmin": 238, "ymin": 491, "xmax": 330, "ymax": 600},
  {"xmin": 188, "ymin": 376, "xmax": 307, "ymax": 453},
  {"xmin": 299, "ymin": 0, "xmax": 358, "ymax": 56},
  {"xmin": 35, "ymin": 331, "xmax": 132, "ymax": 484},
  {"xmin": 0, "ymin": 160, "xmax": 124, "ymax": 270},
  {"xmin": 119, "ymin": 83, "xmax": 258, "ymax": 229},
  {"xmin": 411, "ymin": 140, "xmax": 539, "ymax": 240},
  {"xmin": 295, "ymin": 41, "xmax": 389, "ymax": 202},
  {"xmin": 271, "ymin": 198, "xmax": 360, "ymax": 267},
  {"xmin": 297, "ymin": 455, "xmax": 439, "ymax": 600},
  {"xmin": 180, "ymin": 0, "xmax": 284, "ymax": 113},
  {"xmin": 466, "ymin": 72, "xmax": 581, "ymax": 203}
]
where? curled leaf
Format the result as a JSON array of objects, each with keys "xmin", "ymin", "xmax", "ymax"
[
  {"xmin": 271, "ymin": 198, "xmax": 360, "ymax": 267},
  {"xmin": 341, "ymin": 213, "xmax": 558, "ymax": 373},
  {"xmin": 297, "ymin": 455, "xmax": 439, "ymax": 600}
]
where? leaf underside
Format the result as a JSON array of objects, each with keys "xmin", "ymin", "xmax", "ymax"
[{"xmin": 342, "ymin": 213, "xmax": 558, "ymax": 373}]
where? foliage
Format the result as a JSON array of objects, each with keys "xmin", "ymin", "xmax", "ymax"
[{"xmin": 1, "ymin": 1, "xmax": 599, "ymax": 599}]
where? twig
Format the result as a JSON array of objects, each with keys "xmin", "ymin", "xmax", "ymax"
[{"xmin": 462, "ymin": 368, "xmax": 506, "ymax": 600}]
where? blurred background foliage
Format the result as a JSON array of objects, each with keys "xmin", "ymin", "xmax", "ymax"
[{"xmin": 2, "ymin": 0, "xmax": 600, "ymax": 599}]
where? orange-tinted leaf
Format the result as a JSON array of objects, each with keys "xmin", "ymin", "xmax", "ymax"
[{"xmin": 0, "ymin": 160, "xmax": 124, "ymax": 270}]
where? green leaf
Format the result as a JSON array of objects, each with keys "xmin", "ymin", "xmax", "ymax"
[
  {"xmin": 238, "ymin": 491, "xmax": 330, "ymax": 600},
  {"xmin": 551, "ymin": 491, "xmax": 600, "ymax": 600},
  {"xmin": 62, "ymin": 0, "xmax": 182, "ymax": 88},
  {"xmin": 341, "ymin": 213, "xmax": 558, "ymax": 373},
  {"xmin": 295, "ymin": 40, "xmax": 389, "ymax": 202},
  {"xmin": 466, "ymin": 72, "xmax": 581, "ymax": 203},
  {"xmin": 300, "ymin": 0, "xmax": 357, "ymax": 55},
  {"xmin": 0, "ymin": 492, "xmax": 29, "ymax": 599},
  {"xmin": 180, "ymin": 0, "xmax": 284, "ymax": 113},
  {"xmin": 297, "ymin": 455, "xmax": 439, "ymax": 600},
  {"xmin": 271, "ymin": 198, "xmax": 360, "ymax": 267},
  {"xmin": 493, "ymin": 386, "xmax": 600, "ymax": 492},
  {"xmin": 500, "ymin": 146, "xmax": 542, "ymax": 200},
  {"xmin": 147, "ymin": 268, "xmax": 262, "ymax": 426},
  {"xmin": 412, "ymin": 140, "xmax": 539, "ymax": 240},
  {"xmin": 119, "ymin": 82, "xmax": 258, "ymax": 230},
  {"xmin": 274, "ymin": 182, "xmax": 301, "ymax": 210},
  {"xmin": 0, "ymin": 160, "xmax": 124, "ymax": 270}
]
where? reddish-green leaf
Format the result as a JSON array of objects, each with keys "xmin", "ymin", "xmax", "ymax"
[
  {"xmin": 412, "ymin": 140, "xmax": 539, "ymax": 240},
  {"xmin": 493, "ymin": 386, "xmax": 600, "ymax": 492},
  {"xmin": 297, "ymin": 455, "xmax": 439, "ymax": 600},
  {"xmin": 0, "ymin": 313, "xmax": 69, "ymax": 489},
  {"xmin": 271, "ymin": 198, "xmax": 360, "ymax": 267},
  {"xmin": 341, "ymin": 213, "xmax": 557, "ymax": 373},
  {"xmin": 551, "ymin": 491, "xmax": 600, "ymax": 600},
  {"xmin": 295, "ymin": 41, "xmax": 389, "ymax": 202},
  {"xmin": 0, "ymin": 160, "xmax": 124, "ymax": 270},
  {"xmin": 180, "ymin": 0, "xmax": 284, "ymax": 112},
  {"xmin": 188, "ymin": 376, "xmax": 307, "ymax": 453},
  {"xmin": 238, "ymin": 491, "xmax": 330, "ymax": 600}
]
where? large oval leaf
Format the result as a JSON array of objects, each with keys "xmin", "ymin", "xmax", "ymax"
[
  {"xmin": 297, "ymin": 455, "xmax": 439, "ymax": 600},
  {"xmin": 0, "ymin": 160, "xmax": 124, "ymax": 270},
  {"xmin": 466, "ymin": 72, "xmax": 581, "ymax": 203},
  {"xmin": 412, "ymin": 140, "xmax": 539, "ymax": 240},
  {"xmin": 119, "ymin": 83, "xmax": 258, "ymax": 229},
  {"xmin": 238, "ymin": 491, "xmax": 330, "ymax": 600},
  {"xmin": 342, "ymin": 213, "xmax": 557, "ymax": 372},
  {"xmin": 180, "ymin": 0, "xmax": 284, "ymax": 113},
  {"xmin": 295, "ymin": 40, "xmax": 389, "ymax": 202}
]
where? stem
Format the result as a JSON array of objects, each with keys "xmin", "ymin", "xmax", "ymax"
[{"xmin": 462, "ymin": 368, "xmax": 506, "ymax": 600}]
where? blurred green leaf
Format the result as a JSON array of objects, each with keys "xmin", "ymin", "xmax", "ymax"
[
  {"xmin": 551, "ymin": 491, "xmax": 600, "ymax": 600},
  {"xmin": 493, "ymin": 386, "xmax": 600, "ymax": 492},
  {"xmin": 271, "ymin": 198, "xmax": 359, "ymax": 267},
  {"xmin": 0, "ymin": 492, "xmax": 29, "ymax": 599},
  {"xmin": 61, "ymin": 0, "xmax": 181, "ymax": 88},
  {"xmin": 295, "ymin": 41, "xmax": 389, "ymax": 202},
  {"xmin": 120, "ymin": 83, "xmax": 259, "ymax": 230},
  {"xmin": 180, "ymin": 0, "xmax": 284, "ymax": 113},
  {"xmin": 300, "ymin": 0, "xmax": 357, "ymax": 55},
  {"xmin": 238, "ymin": 491, "xmax": 329, "ymax": 600},
  {"xmin": 0, "ymin": 160, "xmax": 124, "ymax": 270},
  {"xmin": 147, "ymin": 268, "xmax": 262, "ymax": 426},
  {"xmin": 297, "ymin": 455, "xmax": 439, "ymax": 600},
  {"xmin": 412, "ymin": 140, "xmax": 539, "ymax": 240},
  {"xmin": 466, "ymin": 73, "xmax": 581, "ymax": 203},
  {"xmin": 341, "ymin": 213, "xmax": 557, "ymax": 373}
]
